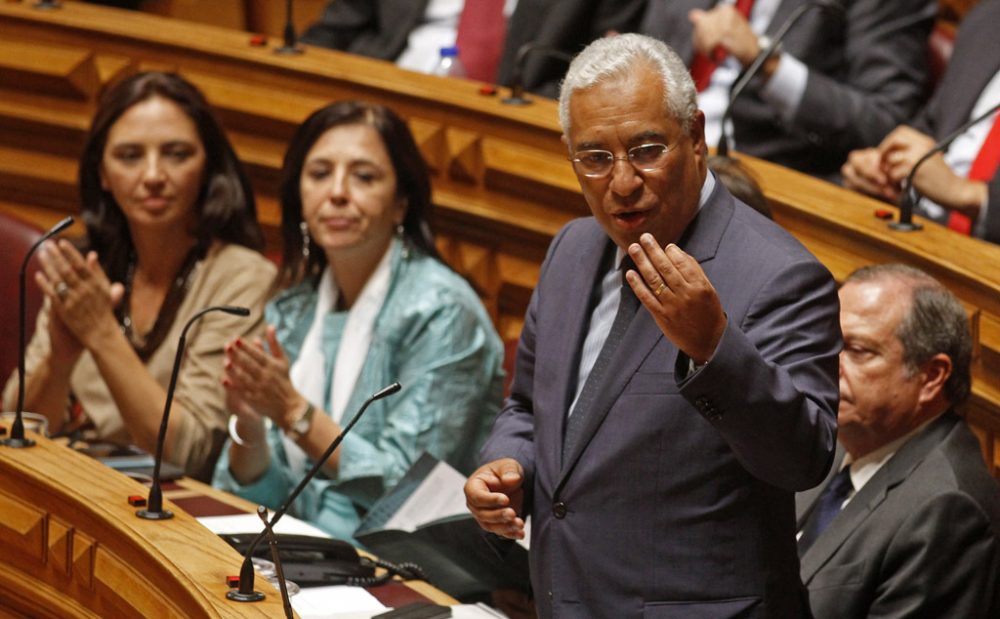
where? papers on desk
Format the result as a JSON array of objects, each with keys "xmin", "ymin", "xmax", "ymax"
[
  {"xmin": 354, "ymin": 453, "xmax": 531, "ymax": 602},
  {"xmin": 198, "ymin": 512, "xmax": 329, "ymax": 537}
]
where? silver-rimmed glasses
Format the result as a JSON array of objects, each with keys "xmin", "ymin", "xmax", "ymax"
[{"xmin": 569, "ymin": 143, "xmax": 672, "ymax": 178}]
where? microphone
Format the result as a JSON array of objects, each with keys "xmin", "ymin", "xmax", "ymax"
[
  {"xmin": 502, "ymin": 43, "xmax": 574, "ymax": 106},
  {"xmin": 135, "ymin": 305, "xmax": 251, "ymax": 520},
  {"xmin": 274, "ymin": 0, "xmax": 303, "ymax": 56},
  {"xmin": 716, "ymin": 0, "xmax": 845, "ymax": 157},
  {"xmin": 891, "ymin": 100, "xmax": 1000, "ymax": 231},
  {"xmin": 227, "ymin": 381, "xmax": 402, "ymax": 603},
  {"xmin": 1, "ymin": 216, "xmax": 74, "ymax": 449}
]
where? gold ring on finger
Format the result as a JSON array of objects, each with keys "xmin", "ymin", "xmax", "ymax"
[
  {"xmin": 654, "ymin": 281, "xmax": 667, "ymax": 297},
  {"xmin": 55, "ymin": 281, "xmax": 69, "ymax": 300}
]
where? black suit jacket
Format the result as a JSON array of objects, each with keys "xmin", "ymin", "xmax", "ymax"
[
  {"xmin": 797, "ymin": 413, "xmax": 1000, "ymax": 618},
  {"xmin": 640, "ymin": 0, "xmax": 937, "ymax": 178},
  {"xmin": 300, "ymin": 0, "xmax": 428, "ymax": 61},
  {"xmin": 496, "ymin": 0, "xmax": 646, "ymax": 98},
  {"xmin": 911, "ymin": 0, "xmax": 1000, "ymax": 244}
]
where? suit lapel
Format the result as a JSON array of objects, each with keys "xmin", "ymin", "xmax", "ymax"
[
  {"xmin": 555, "ymin": 179, "xmax": 734, "ymax": 491},
  {"xmin": 800, "ymin": 414, "xmax": 959, "ymax": 582},
  {"xmin": 546, "ymin": 225, "xmax": 616, "ymax": 458}
]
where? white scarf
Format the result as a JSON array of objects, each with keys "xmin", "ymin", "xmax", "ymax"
[{"xmin": 282, "ymin": 246, "xmax": 394, "ymax": 469}]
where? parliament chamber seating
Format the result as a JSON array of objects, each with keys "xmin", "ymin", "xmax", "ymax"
[
  {"xmin": 1, "ymin": 1, "xmax": 998, "ymax": 616},
  {"xmin": 1, "ymin": 1, "xmax": 998, "ymax": 472},
  {"xmin": 0, "ymin": 212, "xmax": 45, "ymax": 383}
]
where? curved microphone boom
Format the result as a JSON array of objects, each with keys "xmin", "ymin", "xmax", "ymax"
[
  {"xmin": 716, "ymin": 0, "xmax": 845, "ymax": 157},
  {"xmin": 135, "ymin": 305, "xmax": 251, "ymax": 520},
  {"xmin": 502, "ymin": 43, "xmax": 574, "ymax": 106},
  {"xmin": 892, "ymin": 100, "xmax": 1000, "ymax": 231},
  {"xmin": 227, "ymin": 381, "xmax": 403, "ymax": 603},
  {"xmin": 2, "ymin": 216, "xmax": 74, "ymax": 449}
]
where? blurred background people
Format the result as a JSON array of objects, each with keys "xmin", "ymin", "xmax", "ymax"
[
  {"xmin": 2, "ymin": 72, "xmax": 274, "ymax": 481},
  {"xmin": 301, "ymin": 0, "xmax": 518, "ymax": 80},
  {"xmin": 214, "ymin": 101, "xmax": 504, "ymax": 542},
  {"xmin": 841, "ymin": 0, "xmax": 1000, "ymax": 244},
  {"xmin": 798, "ymin": 263, "xmax": 1000, "ymax": 618},
  {"xmin": 300, "ymin": 0, "xmax": 642, "ymax": 93},
  {"xmin": 495, "ymin": 0, "xmax": 645, "ymax": 98},
  {"xmin": 639, "ymin": 0, "xmax": 937, "ymax": 179}
]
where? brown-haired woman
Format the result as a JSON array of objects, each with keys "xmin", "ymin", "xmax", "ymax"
[
  {"xmin": 213, "ymin": 101, "xmax": 504, "ymax": 541},
  {"xmin": 3, "ymin": 72, "xmax": 275, "ymax": 481}
]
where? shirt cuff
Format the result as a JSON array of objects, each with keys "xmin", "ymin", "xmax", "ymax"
[{"xmin": 759, "ymin": 52, "xmax": 809, "ymax": 126}]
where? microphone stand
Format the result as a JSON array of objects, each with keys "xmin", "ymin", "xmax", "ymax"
[
  {"xmin": 227, "ymin": 382, "xmax": 402, "ymax": 603},
  {"xmin": 717, "ymin": 0, "xmax": 845, "ymax": 157},
  {"xmin": 274, "ymin": 0, "xmax": 303, "ymax": 56},
  {"xmin": 136, "ymin": 305, "xmax": 251, "ymax": 520},
  {"xmin": 892, "ymin": 100, "xmax": 1000, "ymax": 231},
  {"xmin": 1, "ymin": 216, "xmax": 74, "ymax": 449},
  {"xmin": 502, "ymin": 43, "xmax": 573, "ymax": 106},
  {"xmin": 258, "ymin": 505, "xmax": 293, "ymax": 619}
]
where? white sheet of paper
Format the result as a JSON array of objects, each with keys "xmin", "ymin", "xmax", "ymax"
[
  {"xmin": 198, "ymin": 513, "xmax": 330, "ymax": 537},
  {"xmin": 382, "ymin": 460, "xmax": 468, "ymax": 532},
  {"xmin": 290, "ymin": 585, "xmax": 386, "ymax": 618}
]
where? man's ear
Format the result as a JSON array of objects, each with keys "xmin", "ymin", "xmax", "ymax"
[
  {"xmin": 917, "ymin": 353, "xmax": 952, "ymax": 406},
  {"xmin": 690, "ymin": 110, "xmax": 707, "ymax": 151}
]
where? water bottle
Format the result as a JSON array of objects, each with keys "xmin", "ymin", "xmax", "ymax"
[{"xmin": 434, "ymin": 46, "xmax": 466, "ymax": 78}]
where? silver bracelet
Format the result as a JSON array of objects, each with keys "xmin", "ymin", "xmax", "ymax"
[{"xmin": 228, "ymin": 414, "xmax": 270, "ymax": 447}]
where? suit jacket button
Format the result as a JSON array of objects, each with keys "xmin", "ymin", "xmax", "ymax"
[{"xmin": 553, "ymin": 501, "xmax": 567, "ymax": 519}]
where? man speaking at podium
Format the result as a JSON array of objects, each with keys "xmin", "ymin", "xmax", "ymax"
[{"xmin": 465, "ymin": 33, "xmax": 841, "ymax": 618}]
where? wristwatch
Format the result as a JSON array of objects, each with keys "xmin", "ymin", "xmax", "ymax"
[{"xmin": 285, "ymin": 401, "xmax": 315, "ymax": 441}]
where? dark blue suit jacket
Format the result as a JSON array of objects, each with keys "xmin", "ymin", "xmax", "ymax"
[{"xmin": 482, "ymin": 181, "xmax": 841, "ymax": 618}]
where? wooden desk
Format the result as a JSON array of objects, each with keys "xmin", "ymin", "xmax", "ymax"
[
  {"xmin": 0, "ymin": 424, "xmax": 286, "ymax": 618},
  {"xmin": 163, "ymin": 478, "xmax": 457, "ymax": 608},
  {"xmin": 0, "ymin": 423, "xmax": 454, "ymax": 617},
  {"xmin": 1, "ymin": 1, "xmax": 999, "ymax": 477}
]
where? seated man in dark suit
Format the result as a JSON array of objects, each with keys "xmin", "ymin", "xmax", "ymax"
[
  {"xmin": 841, "ymin": 0, "xmax": 1000, "ymax": 244},
  {"xmin": 495, "ymin": 0, "xmax": 646, "ymax": 98},
  {"xmin": 640, "ymin": 0, "xmax": 937, "ymax": 178},
  {"xmin": 301, "ymin": 0, "xmax": 644, "ymax": 89},
  {"xmin": 798, "ymin": 263, "xmax": 1000, "ymax": 618},
  {"xmin": 300, "ymin": 0, "xmax": 515, "ymax": 79}
]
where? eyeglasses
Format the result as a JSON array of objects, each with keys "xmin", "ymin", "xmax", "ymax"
[{"xmin": 569, "ymin": 143, "xmax": 672, "ymax": 178}]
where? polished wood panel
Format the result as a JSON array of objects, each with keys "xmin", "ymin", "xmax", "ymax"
[
  {"xmin": 1, "ymin": 1, "xmax": 999, "ymax": 478},
  {"xmin": 0, "ymin": 424, "xmax": 286, "ymax": 618}
]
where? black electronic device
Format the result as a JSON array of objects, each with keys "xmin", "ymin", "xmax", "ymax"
[
  {"xmin": 221, "ymin": 532, "xmax": 376, "ymax": 586},
  {"xmin": 374, "ymin": 602, "xmax": 452, "ymax": 618}
]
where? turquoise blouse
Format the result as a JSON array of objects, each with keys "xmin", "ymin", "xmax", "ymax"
[{"xmin": 213, "ymin": 240, "xmax": 504, "ymax": 542}]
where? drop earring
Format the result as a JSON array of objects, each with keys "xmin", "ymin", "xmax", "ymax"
[
  {"xmin": 396, "ymin": 223, "xmax": 410, "ymax": 259},
  {"xmin": 300, "ymin": 221, "xmax": 311, "ymax": 260}
]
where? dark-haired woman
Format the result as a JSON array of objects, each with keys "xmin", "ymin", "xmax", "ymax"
[
  {"xmin": 2, "ymin": 72, "xmax": 274, "ymax": 481},
  {"xmin": 214, "ymin": 101, "xmax": 503, "ymax": 541}
]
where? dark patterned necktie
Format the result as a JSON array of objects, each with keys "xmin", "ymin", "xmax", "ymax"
[
  {"xmin": 562, "ymin": 260, "xmax": 639, "ymax": 462},
  {"xmin": 798, "ymin": 467, "xmax": 853, "ymax": 556}
]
